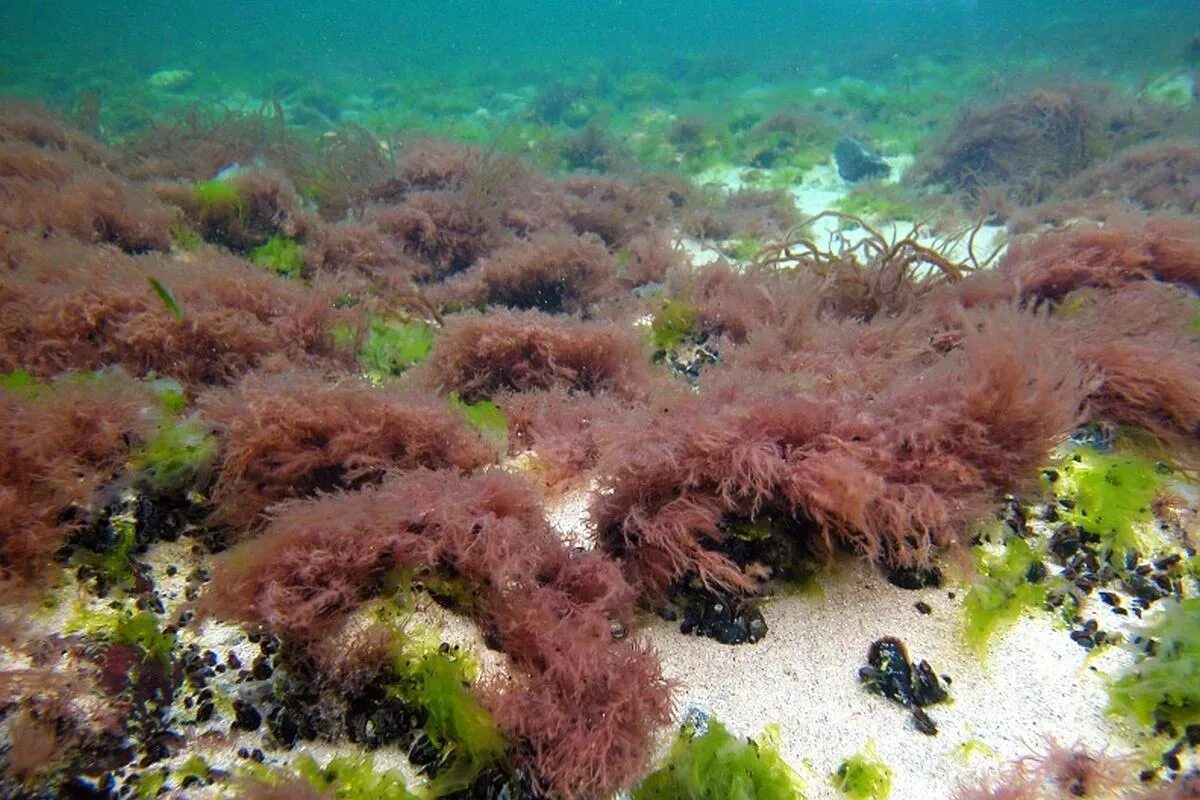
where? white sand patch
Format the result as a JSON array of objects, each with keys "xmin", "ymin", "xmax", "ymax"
[
  {"xmin": 645, "ymin": 555, "xmax": 1136, "ymax": 799},
  {"xmin": 693, "ymin": 159, "xmax": 1008, "ymax": 272},
  {"xmin": 545, "ymin": 483, "xmax": 598, "ymax": 551}
]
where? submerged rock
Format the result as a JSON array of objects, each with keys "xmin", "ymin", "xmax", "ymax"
[
  {"xmin": 835, "ymin": 137, "xmax": 890, "ymax": 182},
  {"xmin": 147, "ymin": 69, "xmax": 194, "ymax": 90},
  {"xmin": 675, "ymin": 588, "xmax": 769, "ymax": 645},
  {"xmin": 859, "ymin": 636, "xmax": 949, "ymax": 735}
]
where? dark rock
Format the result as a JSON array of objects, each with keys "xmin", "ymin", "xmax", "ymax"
[
  {"xmin": 859, "ymin": 636, "xmax": 949, "ymax": 736},
  {"xmin": 834, "ymin": 137, "xmax": 889, "ymax": 182},
  {"xmin": 268, "ymin": 707, "xmax": 300, "ymax": 747},
  {"xmin": 232, "ymin": 700, "xmax": 262, "ymax": 731},
  {"xmin": 887, "ymin": 564, "xmax": 943, "ymax": 590},
  {"xmin": 678, "ymin": 590, "xmax": 767, "ymax": 645}
]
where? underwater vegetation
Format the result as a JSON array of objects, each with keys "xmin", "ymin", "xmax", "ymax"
[
  {"xmin": 833, "ymin": 743, "xmax": 893, "ymax": 800},
  {"xmin": 632, "ymin": 717, "xmax": 804, "ymax": 800},
  {"xmin": 952, "ymin": 738, "xmax": 1141, "ymax": 800},
  {"xmin": 1110, "ymin": 597, "xmax": 1200, "ymax": 730},
  {"xmin": 1, "ymin": 48, "xmax": 1199, "ymax": 798}
]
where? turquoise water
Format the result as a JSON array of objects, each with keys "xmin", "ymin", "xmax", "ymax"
[{"xmin": 2, "ymin": 0, "xmax": 1195, "ymax": 109}]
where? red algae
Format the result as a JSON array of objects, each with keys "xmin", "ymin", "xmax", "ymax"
[{"xmin": 3, "ymin": 87, "xmax": 1200, "ymax": 800}]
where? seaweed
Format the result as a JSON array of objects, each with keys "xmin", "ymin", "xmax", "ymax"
[
  {"xmin": 156, "ymin": 169, "xmax": 313, "ymax": 252},
  {"xmin": 449, "ymin": 391, "xmax": 509, "ymax": 456},
  {"xmin": 954, "ymin": 738, "xmax": 1137, "ymax": 800},
  {"xmin": 999, "ymin": 217, "xmax": 1200, "ymax": 301},
  {"xmin": 305, "ymin": 222, "xmax": 424, "ymax": 283},
  {"xmin": 1053, "ymin": 446, "xmax": 1166, "ymax": 560},
  {"xmin": 963, "ymin": 535, "xmax": 1051, "ymax": 655},
  {"xmin": 911, "ymin": 88, "xmax": 1099, "ymax": 206},
  {"xmin": 1110, "ymin": 597, "xmax": 1200, "ymax": 729},
  {"xmin": 0, "ymin": 237, "xmax": 351, "ymax": 388},
  {"xmin": 594, "ymin": 305, "xmax": 1085, "ymax": 600},
  {"xmin": 632, "ymin": 718, "xmax": 804, "ymax": 800},
  {"xmin": 118, "ymin": 104, "xmax": 302, "ymax": 183},
  {"xmin": 65, "ymin": 603, "xmax": 176, "ymax": 665},
  {"xmin": 0, "ymin": 142, "xmax": 173, "ymax": 252},
  {"xmin": 649, "ymin": 297, "xmax": 698, "ymax": 352},
  {"xmin": 2, "ymin": 711, "xmax": 60, "ymax": 785},
  {"xmin": 292, "ymin": 754, "xmax": 418, "ymax": 800},
  {"xmin": 146, "ymin": 275, "xmax": 186, "ymax": 321},
  {"xmin": 192, "ymin": 178, "xmax": 247, "ymax": 222},
  {"xmin": 201, "ymin": 369, "xmax": 496, "ymax": 533},
  {"xmin": 431, "ymin": 230, "xmax": 617, "ymax": 314},
  {"xmin": 369, "ymin": 190, "xmax": 502, "ymax": 280},
  {"xmin": 388, "ymin": 638, "xmax": 506, "ymax": 794},
  {"xmin": 130, "ymin": 415, "xmax": 218, "ymax": 494},
  {"xmin": 336, "ymin": 316, "xmax": 436, "ymax": 380},
  {"xmin": 1056, "ymin": 140, "xmax": 1200, "ymax": 215},
  {"xmin": 204, "ymin": 469, "xmax": 669, "ymax": 799},
  {"xmin": 251, "ymin": 233, "xmax": 305, "ymax": 278},
  {"xmin": 833, "ymin": 743, "xmax": 893, "ymax": 800},
  {"xmin": 418, "ymin": 309, "xmax": 654, "ymax": 402},
  {"xmin": 0, "ymin": 369, "xmax": 155, "ymax": 587}
]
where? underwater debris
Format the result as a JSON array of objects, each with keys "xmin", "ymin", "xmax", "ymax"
[{"xmin": 859, "ymin": 636, "xmax": 949, "ymax": 735}]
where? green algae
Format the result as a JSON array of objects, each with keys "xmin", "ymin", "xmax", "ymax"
[
  {"xmin": 250, "ymin": 234, "xmax": 305, "ymax": 278},
  {"xmin": 832, "ymin": 185, "xmax": 924, "ymax": 223},
  {"xmin": 389, "ymin": 640, "xmax": 506, "ymax": 794},
  {"xmin": 147, "ymin": 276, "xmax": 185, "ymax": 321},
  {"xmin": 133, "ymin": 769, "xmax": 167, "ymax": 800},
  {"xmin": 649, "ymin": 298, "xmax": 697, "ymax": 351},
  {"xmin": 130, "ymin": 376, "xmax": 217, "ymax": 493},
  {"xmin": 71, "ymin": 508, "xmax": 139, "ymax": 588},
  {"xmin": 0, "ymin": 369, "xmax": 38, "ymax": 391},
  {"xmin": 294, "ymin": 754, "xmax": 419, "ymax": 800},
  {"xmin": 1053, "ymin": 446, "xmax": 1165, "ymax": 560},
  {"xmin": 1109, "ymin": 595, "xmax": 1200, "ymax": 730},
  {"xmin": 145, "ymin": 376, "xmax": 188, "ymax": 415},
  {"xmin": 65, "ymin": 602, "xmax": 175, "ymax": 664},
  {"xmin": 726, "ymin": 236, "xmax": 763, "ymax": 262},
  {"xmin": 449, "ymin": 391, "xmax": 508, "ymax": 455},
  {"xmin": 350, "ymin": 318, "xmax": 436, "ymax": 380},
  {"xmin": 169, "ymin": 223, "xmax": 204, "ymax": 251},
  {"xmin": 192, "ymin": 179, "xmax": 245, "ymax": 221},
  {"xmin": 633, "ymin": 719, "xmax": 805, "ymax": 800},
  {"xmin": 178, "ymin": 755, "xmax": 211, "ymax": 785},
  {"xmin": 131, "ymin": 416, "xmax": 218, "ymax": 493},
  {"xmin": 963, "ymin": 535, "xmax": 1050, "ymax": 656},
  {"xmin": 832, "ymin": 743, "xmax": 892, "ymax": 800},
  {"xmin": 952, "ymin": 738, "xmax": 999, "ymax": 764}
]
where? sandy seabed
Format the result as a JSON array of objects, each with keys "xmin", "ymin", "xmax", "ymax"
[{"xmin": 646, "ymin": 553, "xmax": 1135, "ymax": 799}]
